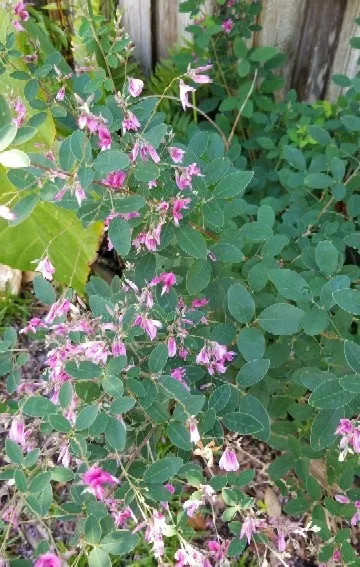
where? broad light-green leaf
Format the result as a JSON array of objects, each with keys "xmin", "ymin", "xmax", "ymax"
[{"xmin": 258, "ymin": 303, "xmax": 304, "ymax": 335}]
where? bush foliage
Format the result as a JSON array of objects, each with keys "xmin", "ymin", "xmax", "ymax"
[{"xmin": 1, "ymin": 0, "xmax": 360, "ymax": 566}]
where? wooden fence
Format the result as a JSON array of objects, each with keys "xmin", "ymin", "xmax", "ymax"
[{"xmin": 118, "ymin": 0, "xmax": 360, "ymax": 101}]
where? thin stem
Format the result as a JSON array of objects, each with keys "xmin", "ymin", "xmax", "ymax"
[{"xmin": 226, "ymin": 70, "xmax": 258, "ymax": 151}]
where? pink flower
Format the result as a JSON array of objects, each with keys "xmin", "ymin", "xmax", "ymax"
[
  {"xmin": 336, "ymin": 419, "xmax": 353, "ymax": 435},
  {"xmin": 12, "ymin": 97, "xmax": 26, "ymax": 127},
  {"xmin": 75, "ymin": 184, "xmax": 86, "ymax": 206},
  {"xmin": 151, "ymin": 272, "xmax": 176, "ymax": 295},
  {"xmin": 335, "ymin": 494, "xmax": 350, "ymax": 504},
  {"xmin": 172, "ymin": 198, "xmax": 190, "ymax": 226},
  {"xmin": 58, "ymin": 441, "xmax": 71, "ymax": 468},
  {"xmin": 44, "ymin": 298, "xmax": 71, "ymax": 324},
  {"xmin": 35, "ymin": 256, "xmax": 55, "ymax": 281},
  {"xmin": 56, "ymin": 86, "xmax": 65, "ymax": 102},
  {"xmin": 168, "ymin": 337, "xmax": 177, "ymax": 357},
  {"xmin": 128, "ymin": 77, "xmax": 144, "ymax": 97},
  {"xmin": 227, "ymin": 0, "xmax": 236, "ymax": 5},
  {"xmin": 171, "ymin": 367, "xmax": 189, "ymax": 390},
  {"xmin": 165, "ymin": 483, "xmax": 175, "ymax": 494},
  {"xmin": 187, "ymin": 64, "xmax": 213, "ymax": 84},
  {"xmin": 103, "ymin": 171, "xmax": 126, "ymax": 189},
  {"xmin": 9, "ymin": 418, "xmax": 27, "ymax": 448},
  {"xmin": 148, "ymin": 180, "xmax": 157, "ymax": 189},
  {"xmin": 145, "ymin": 512, "xmax": 167, "ymax": 559},
  {"xmin": 133, "ymin": 223, "xmax": 163, "ymax": 253},
  {"xmin": 222, "ymin": 18, "xmax": 233, "ymax": 33},
  {"xmin": 192, "ymin": 298, "xmax": 209, "ymax": 308},
  {"xmin": 351, "ymin": 501, "xmax": 360, "ymax": 526},
  {"xmin": 219, "ymin": 448, "xmax": 240, "ymax": 472},
  {"xmin": 34, "ymin": 553, "xmax": 62, "ymax": 567},
  {"xmin": 183, "ymin": 499, "xmax": 202, "ymax": 517},
  {"xmin": 187, "ymin": 417, "xmax": 200, "ymax": 444},
  {"xmin": 98, "ymin": 125, "xmax": 112, "ymax": 151},
  {"xmin": 122, "ymin": 111, "xmax": 141, "ymax": 134},
  {"xmin": 14, "ymin": 1, "xmax": 29, "ymax": 21},
  {"xmin": 83, "ymin": 467, "xmax": 117, "ymax": 500},
  {"xmin": 140, "ymin": 142, "xmax": 160, "ymax": 163},
  {"xmin": 179, "ymin": 79, "xmax": 195, "ymax": 111},
  {"xmin": 13, "ymin": 20, "xmax": 24, "ymax": 31},
  {"xmin": 240, "ymin": 517, "xmax": 262, "ymax": 545},
  {"xmin": 0, "ymin": 205, "xmax": 15, "ymax": 221},
  {"xmin": 168, "ymin": 147, "xmax": 185, "ymax": 164},
  {"xmin": 112, "ymin": 341, "xmax": 126, "ymax": 357},
  {"xmin": 82, "ymin": 341, "xmax": 110, "ymax": 364},
  {"xmin": 134, "ymin": 315, "xmax": 162, "ymax": 340},
  {"xmin": 196, "ymin": 341, "xmax": 236, "ymax": 375}
]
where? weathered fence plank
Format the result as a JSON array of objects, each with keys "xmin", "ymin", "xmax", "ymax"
[{"xmin": 119, "ymin": 0, "xmax": 360, "ymax": 99}]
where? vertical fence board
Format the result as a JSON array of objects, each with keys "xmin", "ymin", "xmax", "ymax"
[
  {"xmin": 289, "ymin": 0, "xmax": 348, "ymax": 102},
  {"xmin": 156, "ymin": 0, "xmax": 179, "ymax": 60},
  {"xmin": 253, "ymin": 0, "xmax": 306, "ymax": 98},
  {"xmin": 327, "ymin": 0, "xmax": 360, "ymax": 100},
  {"xmin": 118, "ymin": 0, "xmax": 152, "ymax": 74}
]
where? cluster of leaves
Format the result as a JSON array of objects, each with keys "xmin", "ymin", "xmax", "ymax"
[{"xmin": 0, "ymin": 0, "xmax": 360, "ymax": 566}]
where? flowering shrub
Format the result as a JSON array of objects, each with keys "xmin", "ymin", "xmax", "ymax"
[{"xmin": 1, "ymin": 0, "xmax": 360, "ymax": 566}]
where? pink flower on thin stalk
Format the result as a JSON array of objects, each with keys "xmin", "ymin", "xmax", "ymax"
[
  {"xmin": 187, "ymin": 64, "xmax": 213, "ymax": 84},
  {"xmin": 98, "ymin": 124, "xmax": 112, "ymax": 151},
  {"xmin": 34, "ymin": 553, "xmax": 62, "ymax": 567},
  {"xmin": 35, "ymin": 256, "xmax": 55, "ymax": 281},
  {"xmin": 219, "ymin": 448, "xmax": 240, "ymax": 472},
  {"xmin": 179, "ymin": 79, "xmax": 195, "ymax": 111},
  {"xmin": 168, "ymin": 337, "xmax": 177, "ymax": 357},
  {"xmin": 150, "ymin": 272, "xmax": 176, "ymax": 295},
  {"xmin": 103, "ymin": 171, "xmax": 126, "ymax": 189},
  {"xmin": 128, "ymin": 77, "xmax": 144, "ymax": 97},
  {"xmin": 222, "ymin": 18, "xmax": 234, "ymax": 33},
  {"xmin": 14, "ymin": 1, "xmax": 29, "ymax": 21},
  {"xmin": 168, "ymin": 147, "xmax": 185, "ymax": 163},
  {"xmin": 187, "ymin": 417, "xmax": 200, "ymax": 444},
  {"xmin": 83, "ymin": 466, "xmax": 117, "ymax": 501},
  {"xmin": 172, "ymin": 198, "xmax": 191, "ymax": 226},
  {"xmin": 133, "ymin": 315, "xmax": 162, "ymax": 341},
  {"xmin": 171, "ymin": 367, "xmax": 189, "ymax": 390},
  {"xmin": 183, "ymin": 499, "xmax": 202, "ymax": 517},
  {"xmin": 56, "ymin": 86, "xmax": 65, "ymax": 102},
  {"xmin": 122, "ymin": 111, "xmax": 141, "ymax": 134},
  {"xmin": 9, "ymin": 418, "xmax": 28, "ymax": 449}
]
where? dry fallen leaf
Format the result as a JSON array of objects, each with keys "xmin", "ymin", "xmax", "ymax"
[{"xmin": 264, "ymin": 487, "xmax": 282, "ymax": 518}]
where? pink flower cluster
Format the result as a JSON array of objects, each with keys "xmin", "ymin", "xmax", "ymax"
[
  {"xmin": 335, "ymin": 418, "xmax": 360, "ymax": 460},
  {"xmin": 13, "ymin": 1, "xmax": 28, "ymax": 31},
  {"xmin": 34, "ymin": 552, "xmax": 61, "ymax": 567},
  {"xmin": 12, "ymin": 97, "xmax": 26, "ymax": 127},
  {"xmin": 196, "ymin": 341, "xmax": 236, "ymax": 375},
  {"xmin": 175, "ymin": 162, "xmax": 202, "ymax": 191},
  {"xmin": 180, "ymin": 65, "xmax": 212, "ymax": 111},
  {"xmin": 83, "ymin": 466, "xmax": 118, "ymax": 500},
  {"xmin": 78, "ymin": 112, "xmax": 112, "ymax": 151}
]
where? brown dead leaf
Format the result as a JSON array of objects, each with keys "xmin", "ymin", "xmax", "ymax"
[
  {"xmin": 264, "ymin": 487, "xmax": 281, "ymax": 518},
  {"xmin": 309, "ymin": 459, "xmax": 338, "ymax": 494},
  {"xmin": 187, "ymin": 513, "xmax": 207, "ymax": 531}
]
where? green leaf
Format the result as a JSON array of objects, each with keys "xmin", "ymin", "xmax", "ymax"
[
  {"xmin": 284, "ymin": 497, "xmax": 310, "ymax": 515},
  {"xmin": 239, "ymin": 395, "xmax": 270, "ymax": 441},
  {"xmin": 282, "ymin": 145, "xmax": 306, "ymax": 171},
  {"xmin": 209, "ymin": 384, "xmax": 231, "ymax": 412},
  {"xmin": 250, "ymin": 46, "xmax": 278, "ymax": 62},
  {"xmin": 340, "ymin": 115, "xmax": 360, "ymax": 132},
  {"xmin": 333, "ymin": 289, "xmax": 360, "ymax": 315},
  {"xmin": 93, "ymin": 150, "xmax": 129, "ymax": 173},
  {"xmin": 237, "ymin": 328, "xmax": 265, "ymax": 361},
  {"xmin": 33, "ymin": 274, "xmax": 56, "ymax": 305},
  {"xmin": 167, "ymin": 422, "xmax": 192, "ymax": 450},
  {"xmin": 308, "ymin": 125, "xmax": 331, "ymax": 145},
  {"xmin": 105, "ymin": 417, "xmax": 126, "ymax": 451},
  {"xmin": 48, "ymin": 413, "xmax": 72, "ymax": 433},
  {"xmin": 109, "ymin": 397, "xmax": 136, "ymax": 414},
  {"xmin": 100, "ymin": 531, "xmax": 139, "ymax": 556},
  {"xmin": 344, "ymin": 340, "xmax": 360, "ymax": 373},
  {"xmin": 176, "ymin": 226, "xmax": 208, "ymax": 259},
  {"xmin": 75, "ymin": 405, "xmax": 99, "ymax": 431},
  {"xmin": 309, "ymin": 379, "xmax": 355, "ymax": 409},
  {"xmin": 85, "ymin": 515, "xmax": 102, "ymax": 544},
  {"xmin": 305, "ymin": 173, "xmax": 333, "ymax": 189},
  {"xmin": 134, "ymin": 254, "xmax": 156, "ymax": 287},
  {"xmin": 222, "ymin": 412, "xmax": 263, "ymax": 434},
  {"xmin": 148, "ymin": 344, "xmax": 168, "ymax": 374},
  {"xmin": 315, "ymin": 240, "xmax": 338, "ymax": 276},
  {"xmin": 134, "ymin": 160, "xmax": 159, "ymax": 182},
  {"xmin": 88, "ymin": 549, "xmax": 111, "ymax": 567},
  {"xmin": 236, "ymin": 359, "xmax": 270, "ymax": 387},
  {"xmin": 28, "ymin": 472, "xmax": 51, "ymax": 494},
  {"xmin": 203, "ymin": 202, "xmax": 224, "ymax": 231},
  {"xmin": 159, "ymin": 375, "xmax": 189, "ymax": 402},
  {"xmin": 227, "ymin": 283, "xmax": 255, "ymax": 323},
  {"xmin": 0, "ymin": 123, "xmax": 17, "ymax": 152},
  {"xmin": 15, "ymin": 469, "xmax": 28, "ymax": 492},
  {"xmin": 23, "ymin": 395, "xmax": 55, "ymax": 417},
  {"xmin": 213, "ymin": 171, "xmax": 254, "ymax": 199},
  {"xmin": 211, "ymin": 243, "xmax": 244, "ymax": 263},
  {"xmin": 340, "ymin": 375, "xmax": 360, "ymax": 393},
  {"xmin": 302, "ymin": 306, "xmax": 329, "ymax": 336},
  {"xmin": 268, "ymin": 453, "xmax": 294, "ymax": 481},
  {"xmin": 5, "ymin": 439, "xmax": 23, "ymax": 465},
  {"xmin": 143, "ymin": 457, "xmax": 183, "ymax": 484},
  {"xmin": 65, "ymin": 361, "xmax": 102, "ymax": 379},
  {"xmin": 0, "ymin": 149, "xmax": 30, "ymax": 168},
  {"xmin": 108, "ymin": 218, "xmax": 131, "ymax": 257},
  {"xmin": 320, "ymin": 275, "xmax": 350, "ymax": 310},
  {"xmin": 258, "ymin": 303, "xmax": 304, "ymax": 335},
  {"xmin": 268, "ymin": 269, "xmax": 311, "ymax": 302},
  {"xmin": 186, "ymin": 260, "xmax": 211, "ymax": 294}
]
